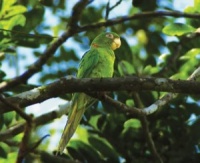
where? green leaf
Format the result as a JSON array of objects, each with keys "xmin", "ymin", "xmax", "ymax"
[
  {"xmin": 3, "ymin": 111, "xmax": 15, "ymax": 126},
  {"xmin": 184, "ymin": 6, "xmax": 195, "ymax": 13},
  {"xmin": 126, "ymin": 99, "xmax": 135, "ymax": 107},
  {"xmin": 2, "ymin": 5, "xmax": 27, "ymax": 18},
  {"xmin": 118, "ymin": 60, "xmax": 135, "ymax": 76},
  {"xmin": 1, "ymin": 0, "xmax": 16, "ymax": 12},
  {"xmin": 162, "ymin": 23, "xmax": 195, "ymax": 36},
  {"xmin": 0, "ymin": 70, "xmax": 6, "ymax": 81},
  {"xmin": 0, "ymin": 0, "xmax": 27, "ymax": 26},
  {"xmin": 0, "ymin": 114, "xmax": 4, "ymax": 130},
  {"xmin": 194, "ymin": 0, "xmax": 200, "ymax": 9},
  {"xmin": 180, "ymin": 48, "xmax": 200, "ymax": 60},
  {"xmin": 7, "ymin": 15, "xmax": 26, "ymax": 29},
  {"xmin": 143, "ymin": 65, "xmax": 159, "ymax": 75},
  {"xmin": 124, "ymin": 119, "xmax": 141, "ymax": 129},
  {"xmin": 89, "ymin": 114, "xmax": 102, "ymax": 130},
  {"xmin": 0, "ymin": 152, "xmax": 17, "ymax": 162},
  {"xmin": 67, "ymin": 146, "xmax": 85, "ymax": 161},
  {"xmin": 172, "ymin": 48, "xmax": 200, "ymax": 79},
  {"xmin": 115, "ymin": 37, "xmax": 133, "ymax": 66},
  {"xmin": 88, "ymin": 136, "xmax": 119, "ymax": 162},
  {"xmin": 23, "ymin": 6, "xmax": 45, "ymax": 32},
  {"xmin": 136, "ymin": 29, "xmax": 148, "ymax": 45},
  {"xmin": 0, "ymin": 52, "xmax": 5, "ymax": 61},
  {"xmin": 0, "ymin": 146, "xmax": 7, "ymax": 159},
  {"xmin": 0, "ymin": 143, "xmax": 8, "ymax": 159},
  {"xmin": 67, "ymin": 140, "xmax": 102, "ymax": 162}
]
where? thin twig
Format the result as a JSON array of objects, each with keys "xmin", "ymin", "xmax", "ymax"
[
  {"xmin": 91, "ymin": 93, "xmax": 143, "ymax": 116},
  {"xmin": 140, "ymin": 115, "xmax": 163, "ymax": 163},
  {"xmin": 0, "ymin": 94, "xmax": 31, "ymax": 122},
  {"xmin": 0, "ymin": 105, "xmax": 68, "ymax": 141},
  {"xmin": 130, "ymin": 92, "xmax": 163, "ymax": 162},
  {"xmin": 16, "ymin": 122, "xmax": 33, "ymax": 163},
  {"xmin": 0, "ymin": 96, "xmax": 34, "ymax": 162},
  {"xmin": 105, "ymin": 0, "xmax": 122, "ymax": 20},
  {"xmin": 80, "ymin": 11, "xmax": 200, "ymax": 31},
  {"xmin": 154, "ymin": 44, "xmax": 182, "ymax": 77}
]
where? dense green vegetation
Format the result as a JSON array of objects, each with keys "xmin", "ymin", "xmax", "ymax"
[{"xmin": 0, "ymin": 0, "xmax": 200, "ymax": 162}]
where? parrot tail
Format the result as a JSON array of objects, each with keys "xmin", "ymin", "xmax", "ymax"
[{"xmin": 57, "ymin": 95, "xmax": 86, "ymax": 154}]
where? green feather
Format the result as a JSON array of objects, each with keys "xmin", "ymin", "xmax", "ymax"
[{"xmin": 57, "ymin": 32, "xmax": 121, "ymax": 154}]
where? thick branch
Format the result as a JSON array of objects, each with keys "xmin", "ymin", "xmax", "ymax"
[
  {"xmin": 142, "ymin": 66, "xmax": 200, "ymax": 114},
  {"xmin": 1, "ymin": 76, "xmax": 200, "ymax": 114}
]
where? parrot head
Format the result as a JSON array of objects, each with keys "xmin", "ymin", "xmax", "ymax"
[{"xmin": 91, "ymin": 32, "xmax": 121, "ymax": 50}]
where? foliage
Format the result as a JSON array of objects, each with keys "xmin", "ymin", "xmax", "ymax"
[{"xmin": 0, "ymin": 0, "xmax": 200, "ymax": 163}]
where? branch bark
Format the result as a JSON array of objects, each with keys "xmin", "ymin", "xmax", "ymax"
[
  {"xmin": 1, "ymin": 76, "xmax": 200, "ymax": 114},
  {"xmin": 79, "ymin": 11, "xmax": 200, "ymax": 31}
]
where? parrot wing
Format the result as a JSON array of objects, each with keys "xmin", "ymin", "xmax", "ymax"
[
  {"xmin": 77, "ymin": 49, "xmax": 99, "ymax": 78},
  {"xmin": 57, "ymin": 49, "xmax": 99, "ymax": 154}
]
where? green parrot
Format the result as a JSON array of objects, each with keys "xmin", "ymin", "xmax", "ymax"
[{"xmin": 57, "ymin": 32, "xmax": 121, "ymax": 154}]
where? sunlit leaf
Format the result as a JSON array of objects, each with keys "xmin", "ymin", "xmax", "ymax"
[
  {"xmin": 88, "ymin": 136, "xmax": 119, "ymax": 162},
  {"xmin": 1, "ymin": 5, "xmax": 27, "ymax": 18},
  {"xmin": 162, "ymin": 23, "xmax": 195, "ymax": 36},
  {"xmin": 1, "ymin": 0, "xmax": 16, "ymax": 12},
  {"xmin": 136, "ymin": 29, "xmax": 148, "ymax": 45},
  {"xmin": 194, "ymin": 0, "xmax": 200, "ymax": 9},
  {"xmin": 180, "ymin": 48, "xmax": 200, "ymax": 60},
  {"xmin": 126, "ymin": 99, "xmax": 135, "ymax": 107},
  {"xmin": 118, "ymin": 60, "xmax": 135, "ymax": 76},
  {"xmin": 67, "ymin": 140, "xmax": 102, "ymax": 162},
  {"xmin": 89, "ymin": 114, "xmax": 102, "ymax": 130},
  {"xmin": 3, "ymin": 111, "xmax": 15, "ymax": 126},
  {"xmin": 143, "ymin": 65, "xmax": 160, "ymax": 75},
  {"xmin": 0, "ymin": 146, "xmax": 7, "ymax": 159},
  {"xmin": 0, "ymin": 143, "xmax": 9, "ymax": 159},
  {"xmin": 124, "ymin": 119, "xmax": 141, "ymax": 129}
]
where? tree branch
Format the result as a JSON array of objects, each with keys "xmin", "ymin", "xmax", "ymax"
[
  {"xmin": 16, "ymin": 122, "xmax": 33, "ymax": 163},
  {"xmin": 79, "ymin": 11, "xmax": 200, "ymax": 31},
  {"xmin": 1, "ymin": 76, "xmax": 200, "ymax": 114},
  {"xmin": 105, "ymin": 0, "xmax": 122, "ymax": 20},
  {"xmin": 0, "ymin": 94, "xmax": 32, "ymax": 122},
  {"xmin": 142, "ymin": 66, "xmax": 200, "ymax": 114}
]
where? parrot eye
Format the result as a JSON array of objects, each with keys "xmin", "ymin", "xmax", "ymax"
[{"xmin": 106, "ymin": 33, "xmax": 114, "ymax": 39}]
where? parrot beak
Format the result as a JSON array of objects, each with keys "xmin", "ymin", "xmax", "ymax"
[{"xmin": 112, "ymin": 38, "xmax": 121, "ymax": 50}]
